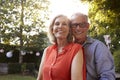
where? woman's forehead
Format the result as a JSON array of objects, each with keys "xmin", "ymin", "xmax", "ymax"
[{"xmin": 55, "ymin": 16, "xmax": 69, "ymax": 22}]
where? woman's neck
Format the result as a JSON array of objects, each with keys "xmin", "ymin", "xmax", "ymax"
[
  {"xmin": 57, "ymin": 39, "xmax": 68, "ymax": 47},
  {"xmin": 57, "ymin": 39, "xmax": 68, "ymax": 53}
]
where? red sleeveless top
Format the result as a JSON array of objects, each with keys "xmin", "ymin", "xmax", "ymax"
[{"xmin": 42, "ymin": 43, "xmax": 86, "ymax": 80}]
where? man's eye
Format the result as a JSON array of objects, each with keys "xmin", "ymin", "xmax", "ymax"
[
  {"xmin": 71, "ymin": 23, "xmax": 78, "ymax": 27},
  {"xmin": 62, "ymin": 23, "xmax": 67, "ymax": 26}
]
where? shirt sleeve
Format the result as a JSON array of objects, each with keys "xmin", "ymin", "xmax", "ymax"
[{"xmin": 94, "ymin": 41, "xmax": 116, "ymax": 80}]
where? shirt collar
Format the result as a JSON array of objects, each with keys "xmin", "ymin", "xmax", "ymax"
[{"xmin": 82, "ymin": 36, "xmax": 95, "ymax": 46}]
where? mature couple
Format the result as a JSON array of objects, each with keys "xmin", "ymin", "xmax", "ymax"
[{"xmin": 37, "ymin": 12, "xmax": 115, "ymax": 80}]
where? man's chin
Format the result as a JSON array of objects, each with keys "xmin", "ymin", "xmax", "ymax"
[{"xmin": 75, "ymin": 37, "xmax": 82, "ymax": 40}]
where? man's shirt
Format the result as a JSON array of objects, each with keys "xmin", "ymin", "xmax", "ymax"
[{"xmin": 83, "ymin": 37, "xmax": 115, "ymax": 80}]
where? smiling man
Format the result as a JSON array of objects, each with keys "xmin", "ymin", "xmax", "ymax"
[{"xmin": 70, "ymin": 12, "xmax": 115, "ymax": 80}]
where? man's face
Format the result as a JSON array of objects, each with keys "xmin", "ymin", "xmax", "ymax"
[{"xmin": 70, "ymin": 15, "xmax": 89, "ymax": 40}]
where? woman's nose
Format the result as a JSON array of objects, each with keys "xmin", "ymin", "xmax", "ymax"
[{"xmin": 58, "ymin": 24, "xmax": 62, "ymax": 28}]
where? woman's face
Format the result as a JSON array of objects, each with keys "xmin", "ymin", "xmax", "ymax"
[{"xmin": 52, "ymin": 16, "xmax": 70, "ymax": 40}]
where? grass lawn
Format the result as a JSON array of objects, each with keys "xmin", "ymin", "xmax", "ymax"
[{"xmin": 0, "ymin": 74, "xmax": 36, "ymax": 80}]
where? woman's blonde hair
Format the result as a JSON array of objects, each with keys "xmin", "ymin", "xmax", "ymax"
[{"xmin": 47, "ymin": 14, "xmax": 73, "ymax": 44}]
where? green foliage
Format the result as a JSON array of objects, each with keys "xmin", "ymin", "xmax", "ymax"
[
  {"xmin": 24, "ymin": 32, "xmax": 48, "ymax": 50},
  {"xmin": 21, "ymin": 63, "xmax": 27, "ymax": 72},
  {"xmin": 21, "ymin": 63, "xmax": 36, "ymax": 76},
  {"xmin": 113, "ymin": 49, "xmax": 120, "ymax": 73},
  {"xmin": 0, "ymin": 0, "xmax": 50, "ymax": 63},
  {"xmin": 8, "ymin": 63, "xmax": 21, "ymax": 74},
  {"xmin": 21, "ymin": 63, "xmax": 35, "ymax": 72},
  {"xmin": 81, "ymin": 0, "xmax": 120, "ymax": 51},
  {"xmin": 8, "ymin": 63, "xmax": 36, "ymax": 74},
  {"xmin": 25, "ymin": 63, "xmax": 35, "ymax": 72},
  {"xmin": 0, "ymin": 0, "xmax": 50, "ymax": 47}
]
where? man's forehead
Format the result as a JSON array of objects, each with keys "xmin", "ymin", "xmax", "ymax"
[
  {"xmin": 71, "ymin": 14, "xmax": 87, "ymax": 22},
  {"xmin": 71, "ymin": 16, "xmax": 85, "ymax": 21},
  {"xmin": 71, "ymin": 14, "xmax": 84, "ymax": 18}
]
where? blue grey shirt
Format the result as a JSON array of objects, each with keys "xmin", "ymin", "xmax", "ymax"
[{"xmin": 83, "ymin": 37, "xmax": 115, "ymax": 80}]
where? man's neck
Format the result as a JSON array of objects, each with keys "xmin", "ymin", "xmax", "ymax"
[{"xmin": 75, "ymin": 37, "xmax": 87, "ymax": 45}]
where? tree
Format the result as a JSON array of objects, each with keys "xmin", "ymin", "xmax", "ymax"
[
  {"xmin": 81, "ymin": 0, "xmax": 120, "ymax": 51},
  {"xmin": 0, "ymin": 0, "xmax": 50, "ymax": 63}
]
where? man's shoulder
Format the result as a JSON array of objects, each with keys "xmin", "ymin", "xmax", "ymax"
[
  {"xmin": 86, "ymin": 37, "xmax": 106, "ymax": 47},
  {"xmin": 88, "ymin": 37, "xmax": 104, "ymax": 44}
]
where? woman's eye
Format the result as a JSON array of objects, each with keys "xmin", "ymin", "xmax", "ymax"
[
  {"xmin": 54, "ymin": 22, "xmax": 67, "ymax": 26},
  {"xmin": 54, "ymin": 22, "xmax": 60, "ymax": 26}
]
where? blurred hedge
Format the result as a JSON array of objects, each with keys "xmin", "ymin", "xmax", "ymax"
[
  {"xmin": 0, "ymin": 43, "xmax": 43, "ymax": 72},
  {"xmin": 8, "ymin": 63, "xmax": 21, "ymax": 74},
  {"xmin": 7, "ymin": 63, "xmax": 36, "ymax": 75},
  {"xmin": 113, "ymin": 49, "xmax": 120, "ymax": 73}
]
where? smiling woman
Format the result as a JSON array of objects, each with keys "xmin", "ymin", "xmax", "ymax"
[{"xmin": 49, "ymin": 0, "xmax": 88, "ymax": 18}]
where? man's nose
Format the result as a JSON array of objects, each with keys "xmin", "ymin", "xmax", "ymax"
[{"xmin": 76, "ymin": 25, "xmax": 81, "ymax": 29}]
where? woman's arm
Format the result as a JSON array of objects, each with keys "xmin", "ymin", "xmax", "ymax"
[
  {"xmin": 71, "ymin": 49, "xmax": 83, "ymax": 80},
  {"xmin": 37, "ymin": 48, "xmax": 48, "ymax": 80}
]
